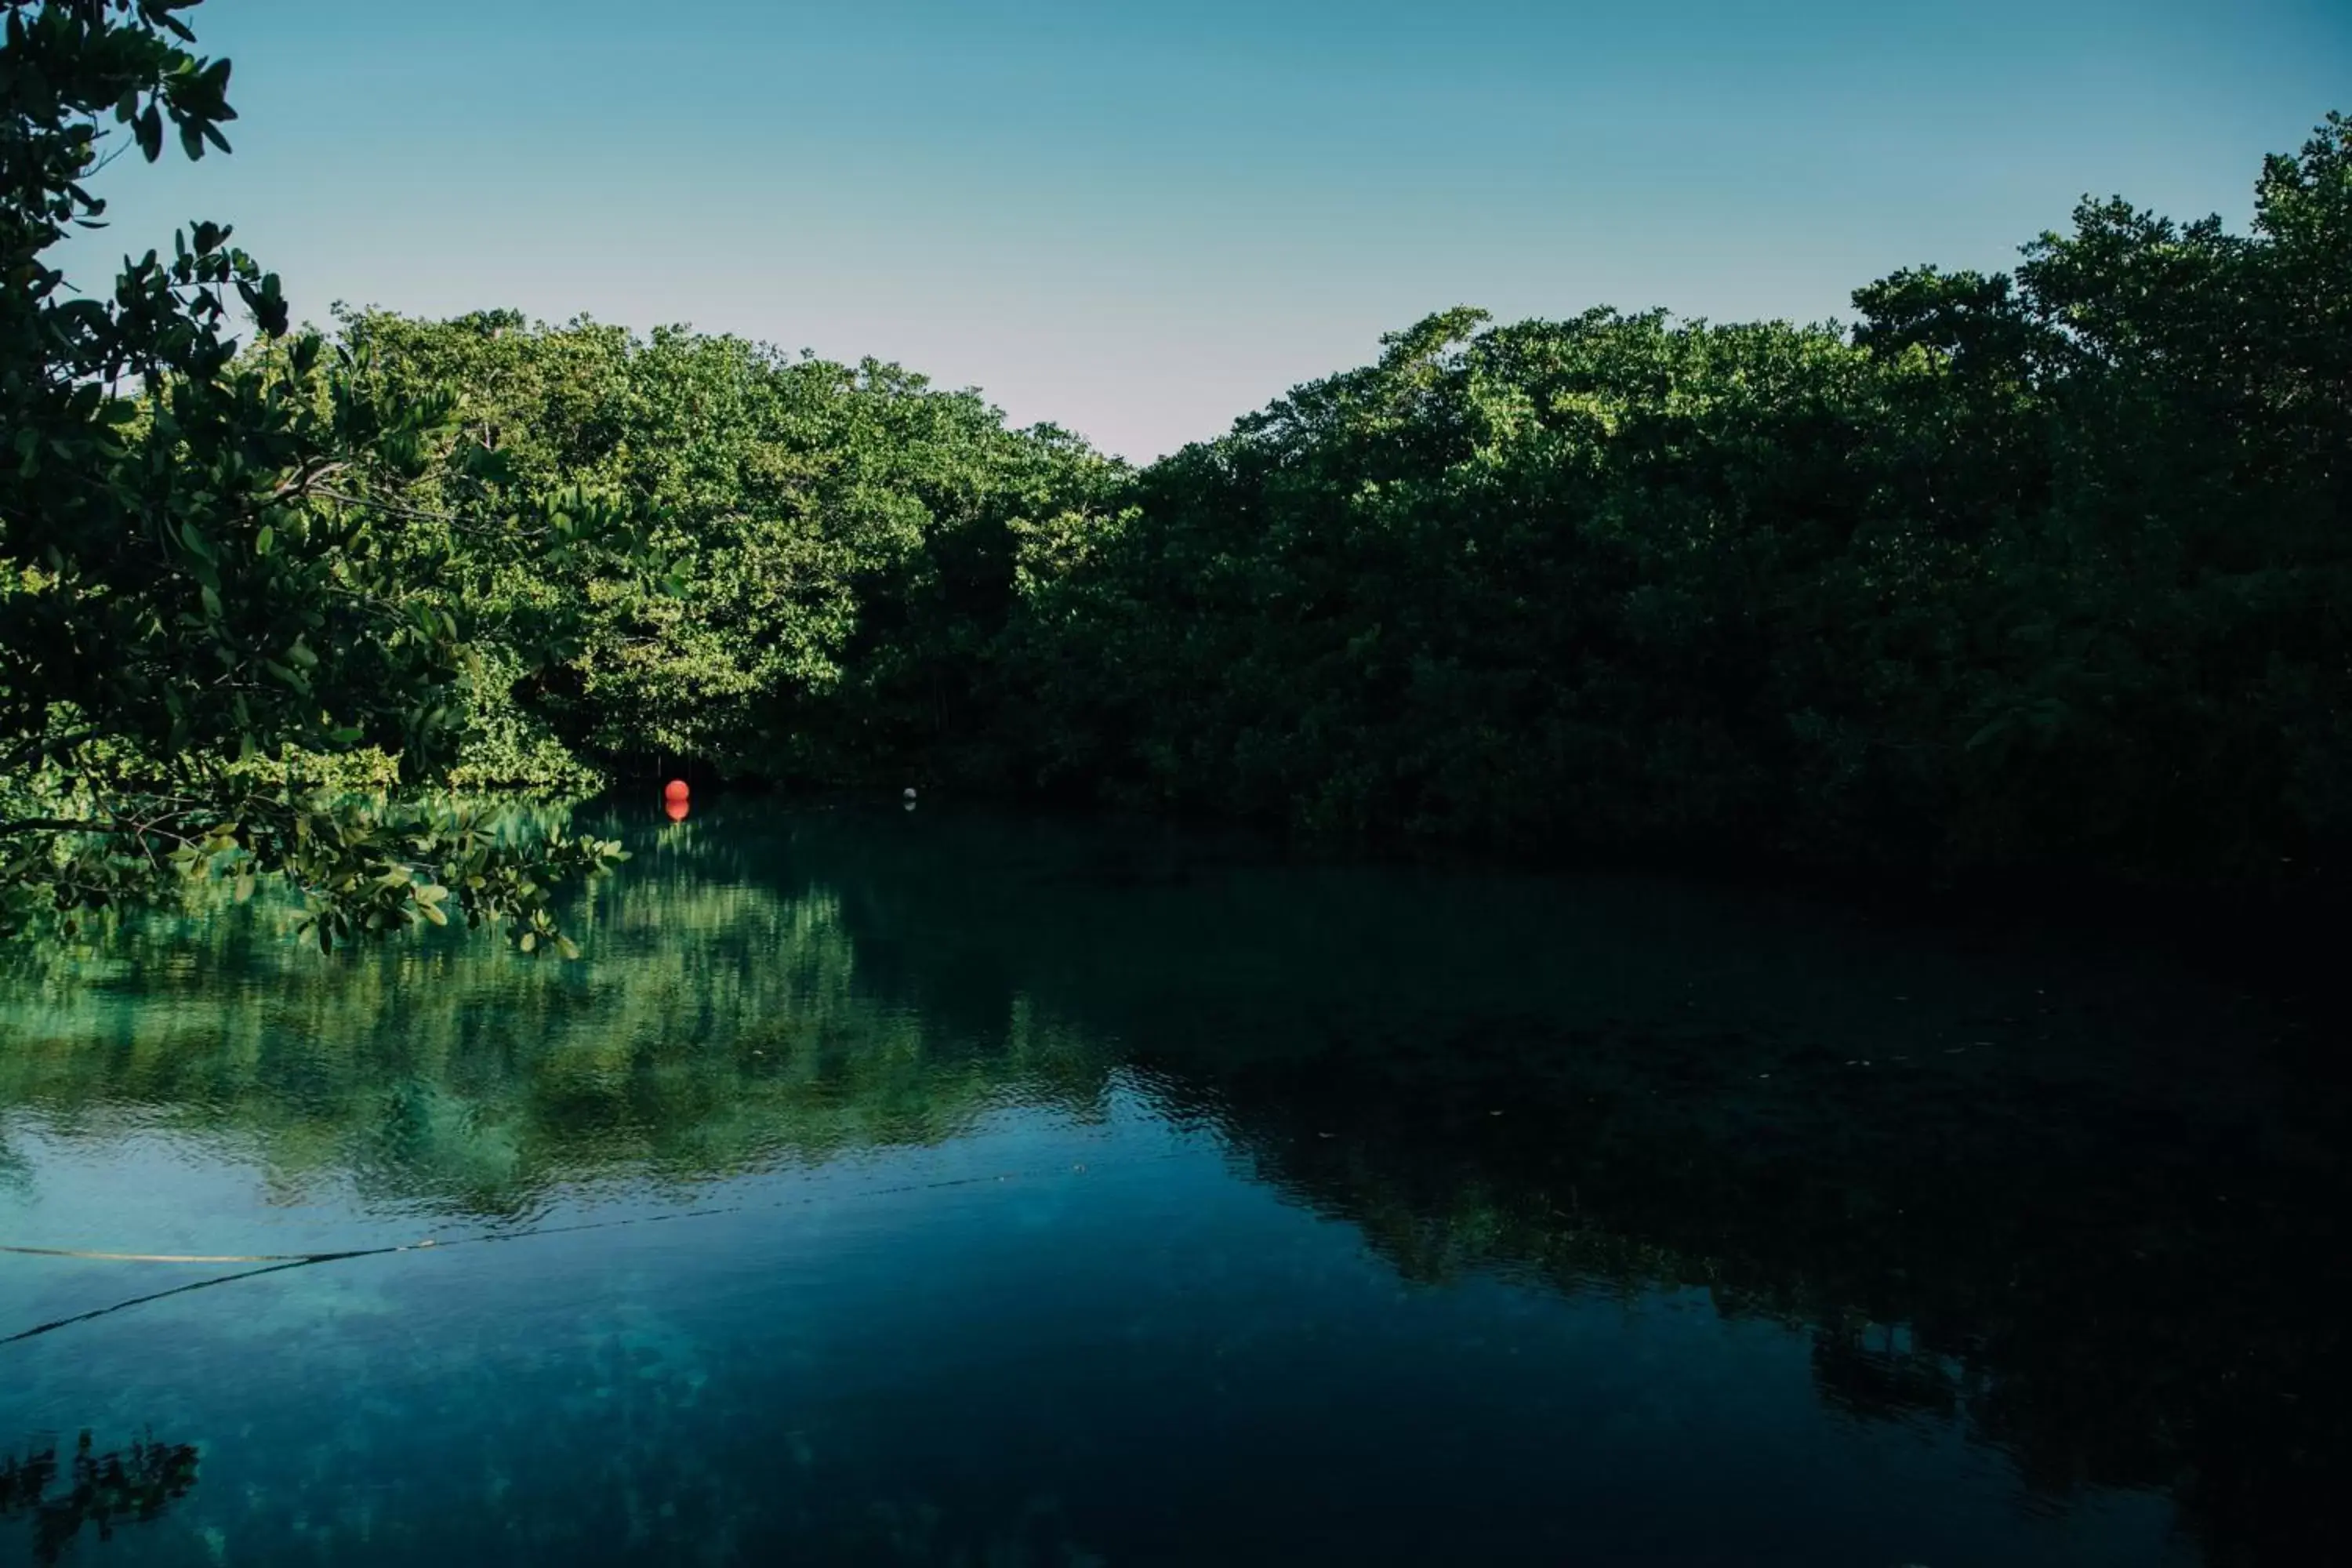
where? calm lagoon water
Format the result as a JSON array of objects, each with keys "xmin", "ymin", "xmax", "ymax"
[{"xmin": 1, "ymin": 803, "xmax": 2339, "ymax": 1566}]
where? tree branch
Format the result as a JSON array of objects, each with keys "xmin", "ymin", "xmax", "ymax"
[{"xmin": 0, "ymin": 816, "xmax": 118, "ymax": 838}]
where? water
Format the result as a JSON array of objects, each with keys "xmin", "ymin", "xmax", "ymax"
[{"xmin": 1, "ymin": 803, "xmax": 2340, "ymax": 1566}]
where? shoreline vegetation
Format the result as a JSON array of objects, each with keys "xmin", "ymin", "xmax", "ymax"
[{"xmin": 3, "ymin": 2, "xmax": 2347, "ymax": 949}]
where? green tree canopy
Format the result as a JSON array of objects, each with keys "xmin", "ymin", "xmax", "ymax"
[{"xmin": 1, "ymin": 0, "xmax": 630, "ymax": 949}]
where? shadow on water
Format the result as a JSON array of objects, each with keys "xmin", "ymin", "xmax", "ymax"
[
  {"xmin": 778, "ymin": 805, "xmax": 2349, "ymax": 1566},
  {"xmin": 0, "ymin": 798, "xmax": 2343, "ymax": 1564},
  {"xmin": 1, "ymin": 1432, "xmax": 201, "ymax": 1566}
]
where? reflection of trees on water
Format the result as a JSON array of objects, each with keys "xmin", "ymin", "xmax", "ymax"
[
  {"xmin": 0, "ymin": 1431, "xmax": 199, "ymax": 1566},
  {"xmin": 769, "ymin": 808, "xmax": 2347, "ymax": 1566},
  {"xmin": 843, "ymin": 1494, "xmax": 1106, "ymax": 1568},
  {"xmin": 2, "ymin": 804, "xmax": 2342, "ymax": 1563},
  {"xmin": 1809, "ymin": 1319, "xmax": 1965, "ymax": 1426},
  {"xmin": 0, "ymin": 815, "xmax": 1114, "ymax": 1218},
  {"xmin": 1163, "ymin": 1018, "xmax": 2340, "ymax": 1564}
]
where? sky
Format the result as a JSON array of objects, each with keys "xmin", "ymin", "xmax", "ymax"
[{"xmin": 58, "ymin": 0, "xmax": 2352, "ymax": 461}]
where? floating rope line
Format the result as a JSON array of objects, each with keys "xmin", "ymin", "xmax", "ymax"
[
  {"xmin": 2, "ymin": 1258, "xmax": 324, "ymax": 1346},
  {"xmin": 0, "ymin": 1149, "xmax": 1172, "ymax": 1348},
  {"xmin": 0, "ymin": 1245, "xmax": 394, "ymax": 1264}
]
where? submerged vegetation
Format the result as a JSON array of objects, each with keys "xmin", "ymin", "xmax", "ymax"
[{"xmin": 3, "ymin": 0, "xmax": 2347, "ymax": 946}]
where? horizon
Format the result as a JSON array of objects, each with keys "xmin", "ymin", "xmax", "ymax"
[{"xmin": 56, "ymin": 0, "xmax": 2352, "ymax": 460}]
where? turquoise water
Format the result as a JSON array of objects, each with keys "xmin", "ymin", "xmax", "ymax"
[{"xmin": 1, "ymin": 804, "xmax": 2338, "ymax": 1565}]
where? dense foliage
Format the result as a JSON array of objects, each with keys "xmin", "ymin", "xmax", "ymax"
[
  {"xmin": 4, "ymin": 1, "xmax": 2343, "ymax": 938},
  {"xmin": 343, "ymin": 121, "xmax": 2344, "ymax": 902},
  {"xmin": 0, "ymin": 0, "xmax": 628, "ymax": 948},
  {"xmin": 1017, "ymin": 122, "xmax": 2350, "ymax": 892},
  {"xmin": 329, "ymin": 310, "xmax": 1126, "ymax": 793}
]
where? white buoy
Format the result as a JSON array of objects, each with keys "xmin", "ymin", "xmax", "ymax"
[{"xmin": 903, "ymin": 787, "xmax": 917, "ymax": 801}]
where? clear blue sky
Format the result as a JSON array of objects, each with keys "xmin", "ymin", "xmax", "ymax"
[{"xmin": 61, "ymin": 0, "xmax": 2352, "ymax": 460}]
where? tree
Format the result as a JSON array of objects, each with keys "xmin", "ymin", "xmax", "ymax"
[
  {"xmin": 336, "ymin": 310, "xmax": 1127, "ymax": 793},
  {"xmin": 0, "ymin": 0, "xmax": 628, "ymax": 949},
  {"xmin": 1007, "ymin": 114, "xmax": 2347, "ymax": 894}
]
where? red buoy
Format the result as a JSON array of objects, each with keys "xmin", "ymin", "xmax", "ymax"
[
  {"xmin": 664, "ymin": 799, "xmax": 689, "ymax": 822},
  {"xmin": 663, "ymin": 779, "xmax": 690, "ymax": 803}
]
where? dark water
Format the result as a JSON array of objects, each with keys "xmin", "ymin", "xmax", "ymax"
[{"xmin": 1, "ymin": 804, "xmax": 2342, "ymax": 1566}]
